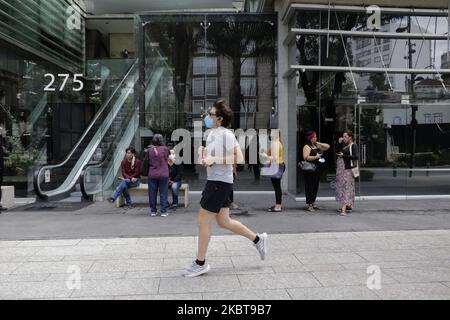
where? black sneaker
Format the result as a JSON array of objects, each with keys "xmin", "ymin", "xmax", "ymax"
[
  {"xmin": 107, "ymin": 197, "xmax": 115, "ymax": 204},
  {"xmin": 346, "ymin": 206, "xmax": 353, "ymax": 212}
]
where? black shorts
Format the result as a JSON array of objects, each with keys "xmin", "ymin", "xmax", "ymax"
[{"xmin": 200, "ymin": 180, "xmax": 233, "ymax": 214}]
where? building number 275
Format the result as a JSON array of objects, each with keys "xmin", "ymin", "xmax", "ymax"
[{"xmin": 44, "ymin": 74, "xmax": 84, "ymax": 92}]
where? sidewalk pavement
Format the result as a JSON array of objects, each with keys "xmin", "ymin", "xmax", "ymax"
[
  {"xmin": 2, "ymin": 195, "xmax": 450, "ymax": 240},
  {"xmin": 1, "ymin": 230, "xmax": 450, "ymax": 300}
]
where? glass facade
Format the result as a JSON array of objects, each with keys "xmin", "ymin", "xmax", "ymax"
[
  {"xmin": 1, "ymin": 0, "xmax": 450, "ymax": 201},
  {"xmin": 285, "ymin": 6, "xmax": 450, "ymax": 198},
  {"xmin": 128, "ymin": 14, "xmax": 277, "ymax": 192}
]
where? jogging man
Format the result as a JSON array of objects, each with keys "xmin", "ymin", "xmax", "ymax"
[{"xmin": 183, "ymin": 98, "xmax": 267, "ymax": 277}]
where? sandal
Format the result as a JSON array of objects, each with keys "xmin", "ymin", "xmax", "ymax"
[
  {"xmin": 268, "ymin": 206, "xmax": 282, "ymax": 212},
  {"xmin": 337, "ymin": 208, "xmax": 347, "ymax": 216},
  {"xmin": 306, "ymin": 205, "xmax": 315, "ymax": 212}
]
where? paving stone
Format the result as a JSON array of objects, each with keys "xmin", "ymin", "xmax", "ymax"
[
  {"xmin": 17, "ymin": 240, "xmax": 81, "ymax": 247},
  {"xmin": 0, "ymin": 241, "xmax": 20, "ymax": 248},
  {"xmin": 311, "ymin": 270, "xmax": 398, "ymax": 287},
  {"xmin": 0, "ymin": 247, "xmax": 42, "ymax": 257},
  {"xmin": 231, "ymin": 254, "xmax": 301, "ymax": 268},
  {"xmin": 0, "ymin": 273, "xmax": 50, "ymax": 283},
  {"xmin": 89, "ymin": 259, "xmax": 163, "ymax": 273},
  {"xmin": 12, "ymin": 261, "xmax": 94, "ymax": 275},
  {"xmin": 77, "ymin": 238, "xmax": 139, "ymax": 246},
  {"xmin": 237, "ymin": 273, "xmax": 321, "ymax": 290},
  {"xmin": 34, "ymin": 246, "xmax": 105, "ymax": 257},
  {"xmin": 115, "ymin": 293, "xmax": 203, "ymax": 300},
  {"xmin": 63, "ymin": 253, "xmax": 132, "ymax": 261},
  {"xmin": 70, "ymin": 278, "xmax": 160, "ymax": 297},
  {"xmin": 295, "ymin": 252, "xmax": 367, "ymax": 265},
  {"xmin": 163, "ymin": 257, "xmax": 233, "ymax": 271},
  {"xmin": 158, "ymin": 275, "xmax": 241, "ymax": 294},
  {"xmin": 413, "ymin": 248, "xmax": 450, "ymax": 260},
  {"xmin": 0, "ymin": 281, "xmax": 73, "ymax": 299},
  {"xmin": 210, "ymin": 266, "xmax": 275, "ymax": 276},
  {"xmin": 356, "ymin": 250, "xmax": 428, "ymax": 262},
  {"xmin": 47, "ymin": 272, "xmax": 126, "ymax": 281},
  {"xmin": 203, "ymin": 289, "xmax": 291, "ymax": 300},
  {"xmin": 288, "ymin": 286, "xmax": 380, "ymax": 300},
  {"xmin": 383, "ymin": 267, "xmax": 450, "ymax": 283},
  {"xmin": 272, "ymin": 264, "xmax": 345, "ymax": 273},
  {"xmin": 101, "ymin": 244, "xmax": 165, "ymax": 255},
  {"xmin": 373, "ymin": 283, "xmax": 450, "ymax": 300},
  {"xmin": 0, "ymin": 262, "xmax": 22, "ymax": 275}
]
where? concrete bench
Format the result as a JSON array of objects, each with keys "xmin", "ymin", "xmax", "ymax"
[
  {"xmin": 1, "ymin": 186, "xmax": 15, "ymax": 209},
  {"xmin": 116, "ymin": 183, "xmax": 189, "ymax": 208}
]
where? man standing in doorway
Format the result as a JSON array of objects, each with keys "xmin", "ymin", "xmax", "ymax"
[{"xmin": 183, "ymin": 98, "xmax": 267, "ymax": 277}]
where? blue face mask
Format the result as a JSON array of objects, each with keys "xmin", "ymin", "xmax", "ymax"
[{"xmin": 204, "ymin": 115, "xmax": 214, "ymax": 129}]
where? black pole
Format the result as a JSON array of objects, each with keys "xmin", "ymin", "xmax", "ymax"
[{"xmin": 408, "ymin": 16, "xmax": 417, "ymax": 177}]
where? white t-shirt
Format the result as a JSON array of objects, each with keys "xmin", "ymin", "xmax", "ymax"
[{"xmin": 205, "ymin": 126, "xmax": 239, "ymax": 184}]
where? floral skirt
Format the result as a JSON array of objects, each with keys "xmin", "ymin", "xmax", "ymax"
[{"xmin": 335, "ymin": 157, "xmax": 355, "ymax": 207}]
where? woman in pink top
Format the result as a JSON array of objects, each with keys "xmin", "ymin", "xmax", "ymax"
[{"xmin": 147, "ymin": 134, "xmax": 170, "ymax": 217}]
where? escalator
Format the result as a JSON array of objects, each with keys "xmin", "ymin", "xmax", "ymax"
[
  {"xmin": 33, "ymin": 60, "xmax": 139, "ymax": 200},
  {"xmin": 79, "ymin": 61, "xmax": 166, "ymax": 200}
]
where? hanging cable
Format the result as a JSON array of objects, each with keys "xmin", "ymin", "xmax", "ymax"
[
  {"xmin": 413, "ymin": 10, "xmax": 448, "ymax": 92},
  {"xmin": 334, "ymin": 9, "xmax": 357, "ymax": 91},
  {"xmin": 372, "ymin": 34, "xmax": 394, "ymax": 91},
  {"xmin": 326, "ymin": 0, "xmax": 331, "ymax": 58},
  {"xmin": 413, "ymin": 14, "xmax": 432, "ymax": 69}
]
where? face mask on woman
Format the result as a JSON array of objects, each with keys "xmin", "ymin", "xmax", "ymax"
[
  {"xmin": 169, "ymin": 154, "xmax": 175, "ymax": 161},
  {"xmin": 204, "ymin": 115, "xmax": 214, "ymax": 129}
]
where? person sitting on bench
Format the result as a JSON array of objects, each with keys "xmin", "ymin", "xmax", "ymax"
[
  {"xmin": 108, "ymin": 147, "xmax": 141, "ymax": 209},
  {"xmin": 168, "ymin": 149, "xmax": 183, "ymax": 209}
]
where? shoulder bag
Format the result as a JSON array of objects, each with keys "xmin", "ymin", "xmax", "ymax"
[{"xmin": 349, "ymin": 144, "xmax": 360, "ymax": 179}]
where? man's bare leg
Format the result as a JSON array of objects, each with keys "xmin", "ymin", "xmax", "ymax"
[{"xmin": 196, "ymin": 208, "xmax": 215, "ymax": 261}]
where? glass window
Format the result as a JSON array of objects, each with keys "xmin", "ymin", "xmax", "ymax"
[
  {"xmin": 241, "ymin": 78, "xmax": 256, "ymax": 97},
  {"xmin": 374, "ymin": 56, "xmax": 381, "ymax": 63},
  {"xmin": 192, "ymin": 78, "xmax": 204, "ymax": 96},
  {"xmin": 241, "ymin": 58, "xmax": 256, "ymax": 76},
  {"xmin": 192, "ymin": 100, "xmax": 204, "ymax": 114},
  {"xmin": 192, "ymin": 78, "xmax": 218, "ymax": 96},
  {"xmin": 424, "ymin": 113, "xmax": 432, "ymax": 124},
  {"xmin": 206, "ymin": 78, "xmax": 218, "ymax": 96},
  {"xmin": 193, "ymin": 57, "xmax": 217, "ymax": 75},
  {"xmin": 433, "ymin": 113, "xmax": 443, "ymax": 123}
]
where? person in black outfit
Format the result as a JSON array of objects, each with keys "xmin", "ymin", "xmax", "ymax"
[
  {"xmin": 168, "ymin": 149, "xmax": 183, "ymax": 209},
  {"xmin": 302, "ymin": 131, "xmax": 330, "ymax": 212}
]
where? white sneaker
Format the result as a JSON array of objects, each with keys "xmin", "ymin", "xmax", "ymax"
[
  {"xmin": 254, "ymin": 233, "xmax": 268, "ymax": 260},
  {"xmin": 183, "ymin": 261, "xmax": 211, "ymax": 278},
  {"xmin": 161, "ymin": 212, "xmax": 169, "ymax": 217}
]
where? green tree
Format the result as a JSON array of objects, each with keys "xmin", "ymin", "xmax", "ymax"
[{"xmin": 203, "ymin": 16, "xmax": 276, "ymax": 127}]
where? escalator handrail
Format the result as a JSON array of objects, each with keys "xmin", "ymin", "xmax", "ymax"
[
  {"xmin": 79, "ymin": 101, "xmax": 138, "ymax": 199},
  {"xmin": 33, "ymin": 60, "xmax": 139, "ymax": 199}
]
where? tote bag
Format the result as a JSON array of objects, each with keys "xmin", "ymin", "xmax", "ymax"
[
  {"xmin": 261, "ymin": 162, "xmax": 285, "ymax": 179},
  {"xmin": 349, "ymin": 144, "xmax": 360, "ymax": 179}
]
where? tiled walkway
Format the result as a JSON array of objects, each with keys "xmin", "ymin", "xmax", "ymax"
[{"xmin": 1, "ymin": 230, "xmax": 450, "ymax": 299}]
